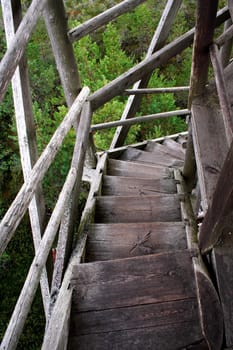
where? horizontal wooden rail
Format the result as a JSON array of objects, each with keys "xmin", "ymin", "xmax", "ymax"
[
  {"xmin": 0, "ymin": 87, "xmax": 89, "ymax": 255},
  {"xmin": 210, "ymin": 44, "xmax": 233, "ymax": 145},
  {"xmin": 0, "ymin": 0, "xmax": 47, "ymax": 103},
  {"xmin": 68, "ymin": 0, "xmax": 146, "ymax": 42},
  {"xmin": 88, "ymin": 6, "xmax": 229, "ymax": 111},
  {"xmin": 0, "ymin": 100, "xmax": 92, "ymax": 350},
  {"xmin": 124, "ymin": 86, "xmax": 190, "ymax": 95},
  {"xmin": 91, "ymin": 109, "xmax": 190, "ymax": 131},
  {"xmin": 215, "ymin": 23, "xmax": 233, "ymax": 47}
]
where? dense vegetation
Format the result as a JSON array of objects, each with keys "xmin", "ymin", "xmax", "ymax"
[{"xmin": 0, "ymin": 0, "xmax": 225, "ymax": 347}]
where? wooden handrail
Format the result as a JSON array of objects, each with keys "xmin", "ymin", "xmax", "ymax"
[
  {"xmin": 68, "ymin": 0, "xmax": 147, "ymax": 42},
  {"xmin": 0, "ymin": 87, "xmax": 89, "ymax": 255},
  {"xmin": 91, "ymin": 109, "xmax": 190, "ymax": 132},
  {"xmin": 124, "ymin": 87, "xmax": 190, "ymax": 95},
  {"xmin": 0, "ymin": 100, "xmax": 92, "ymax": 350},
  {"xmin": 0, "ymin": 0, "xmax": 47, "ymax": 103},
  {"xmin": 215, "ymin": 23, "xmax": 233, "ymax": 47}
]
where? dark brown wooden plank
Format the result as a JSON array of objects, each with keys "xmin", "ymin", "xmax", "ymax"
[
  {"xmin": 211, "ymin": 232, "xmax": 233, "ymax": 347},
  {"xmin": 107, "ymin": 159, "xmax": 173, "ymax": 179},
  {"xmin": 86, "ymin": 222, "xmax": 186, "ymax": 261},
  {"xmin": 102, "ymin": 175, "xmax": 177, "ymax": 196},
  {"xmin": 68, "ymin": 322, "xmax": 204, "ymax": 350},
  {"xmin": 146, "ymin": 141, "xmax": 185, "ymax": 161},
  {"xmin": 71, "ymin": 251, "xmax": 196, "ymax": 312},
  {"xmin": 95, "ymin": 195, "xmax": 181, "ymax": 223},
  {"xmin": 191, "ymin": 92, "xmax": 228, "ymax": 212},
  {"xmin": 118, "ymin": 147, "xmax": 183, "ymax": 167}
]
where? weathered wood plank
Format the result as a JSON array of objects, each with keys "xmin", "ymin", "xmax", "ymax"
[
  {"xmin": 220, "ymin": 19, "xmax": 233, "ymax": 68},
  {"xmin": 107, "ymin": 158, "xmax": 173, "ymax": 179},
  {"xmin": 0, "ymin": 87, "xmax": 89, "ymax": 255},
  {"xmin": 124, "ymin": 86, "xmax": 190, "ymax": 95},
  {"xmin": 71, "ymin": 251, "xmax": 196, "ymax": 312},
  {"xmin": 68, "ymin": 322, "xmax": 203, "ymax": 350},
  {"xmin": 211, "ymin": 233, "xmax": 233, "ymax": 347},
  {"xmin": 90, "ymin": 109, "xmax": 190, "ymax": 132},
  {"xmin": 146, "ymin": 140, "xmax": 185, "ymax": 160},
  {"xmin": 210, "ymin": 43, "xmax": 233, "ymax": 145},
  {"xmin": 162, "ymin": 138, "xmax": 185, "ymax": 157},
  {"xmin": 68, "ymin": 0, "xmax": 147, "ymax": 42},
  {"xmin": 86, "ymin": 222, "xmax": 186, "ymax": 261},
  {"xmin": 191, "ymin": 91, "xmax": 228, "ymax": 212},
  {"xmin": 189, "ymin": 0, "xmax": 218, "ymax": 102},
  {"xmin": 95, "ymin": 195, "xmax": 181, "ymax": 223},
  {"xmin": 118, "ymin": 147, "xmax": 183, "ymax": 167},
  {"xmin": 0, "ymin": 0, "xmax": 48, "ymax": 102},
  {"xmin": 102, "ymin": 175, "xmax": 177, "ymax": 196}
]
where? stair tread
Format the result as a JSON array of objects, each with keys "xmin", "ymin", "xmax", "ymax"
[
  {"xmin": 95, "ymin": 194, "xmax": 181, "ymax": 223},
  {"xmin": 118, "ymin": 147, "xmax": 183, "ymax": 167},
  {"xmin": 102, "ymin": 175, "xmax": 177, "ymax": 196},
  {"xmin": 107, "ymin": 158, "xmax": 173, "ymax": 179},
  {"xmin": 86, "ymin": 222, "xmax": 187, "ymax": 261},
  {"xmin": 162, "ymin": 138, "xmax": 185, "ymax": 159},
  {"xmin": 69, "ymin": 252, "xmax": 203, "ymax": 349},
  {"xmin": 146, "ymin": 140, "xmax": 185, "ymax": 161}
]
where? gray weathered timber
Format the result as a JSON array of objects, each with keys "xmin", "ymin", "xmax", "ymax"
[
  {"xmin": 2, "ymin": 0, "xmax": 50, "ymax": 317},
  {"xmin": 189, "ymin": 0, "xmax": 218, "ymax": 103},
  {"xmin": 191, "ymin": 91, "xmax": 228, "ymax": 213},
  {"xmin": 102, "ymin": 175, "xmax": 177, "ymax": 195},
  {"xmin": 90, "ymin": 109, "xmax": 190, "ymax": 131},
  {"xmin": 43, "ymin": 0, "xmax": 81, "ymax": 108},
  {"xmin": 107, "ymin": 158, "xmax": 173, "ymax": 179},
  {"xmin": 193, "ymin": 258, "xmax": 223, "ymax": 349},
  {"xmin": 216, "ymin": 21, "xmax": 233, "ymax": 48},
  {"xmin": 0, "ymin": 87, "xmax": 89, "ymax": 255},
  {"xmin": 110, "ymin": 0, "xmax": 183, "ymax": 149},
  {"xmin": 50, "ymin": 102, "xmax": 92, "ymax": 297},
  {"xmin": 95, "ymin": 194, "xmax": 181, "ymax": 223},
  {"xmin": 118, "ymin": 147, "xmax": 183, "ymax": 167},
  {"xmin": 163, "ymin": 138, "xmax": 185, "ymax": 156},
  {"xmin": 211, "ymin": 233, "xmax": 233, "ymax": 347},
  {"xmin": 210, "ymin": 44, "xmax": 233, "ymax": 145},
  {"xmin": 182, "ymin": 124, "xmax": 197, "ymax": 192},
  {"xmin": 42, "ymin": 234, "xmax": 87, "ymax": 350},
  {"xmin": 146, "ymin": 140, "xmax": 185, "ymax": 160},
  {"xmin": 89, "ymin": 28, "xmax": 195, "ymax": 111},
  {"xmin": 69, "ymin": 252, "xmax": 203, "ymax": 349},
  {"xmin": 68, "ymin": 0, "xmax": 146, "ymax": 42},
  {"xmin": 0, "ymin": 98, "xmax": 92, "ymax": 350},
  {"xmin": 86, "ymin": 222, "xmax": 186, "ymax": 261},
  {"xmin": 124, "ymin": 86, "xmax": 190, "ymax": 94},
  {"xmin": 0, "ymin": 0, "xmax": 47, "ymax": 103},
  {"xmin": 220, "ymin": 19, "xmax": 233, "ymax": 68},
  {"xmin": 199, "ymin": 138, "xmax": 233, "ymax": 253}
]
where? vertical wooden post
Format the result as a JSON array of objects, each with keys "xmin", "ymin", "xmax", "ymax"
[
  {"xmin": 110, "ymin": 0, "xmax": 182, "ymax": 149},
  {"xmin": 2, "ymin": 0, "xmax": 50, "ymax": 317},
  {"xmin": 189, "ymin": 0, "xmax": 218, "ymax": 104}
]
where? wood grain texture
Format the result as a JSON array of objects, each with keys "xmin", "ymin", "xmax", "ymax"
[
  {"xmin": 95, "ymin": 195, "xmax": 181, "ymax": 223},
  {"xmin": 212, "ymin": 232, "xmax": 233, "ymax": 347},
  {"xmin": 162, "ymin": 138, "xmax": 185, "ymax": 157},
  {"xmin": 71, "ymin": 251, "xmax": 196, "ymax": 312},
  {"xmin": 107, "ymin": 158, "xmax": 173, "ymax": 179},
  {"xmin": 86, "ymin": 222, "xmax": 186, "ymax": 261},
  {"xmin": 69, "ymin": 252, "xmax": 203, "ymax": 349},
  {"xmin": 118, "ymin": 147, "xmax": 183, "ymax": 167},
  {"xmin": 146, "ymin": 141, "xmax": 185, "ymax": 160},
  {"xmin": 102, "ymin": 175, "xmax": 177, "ymax": 196}
]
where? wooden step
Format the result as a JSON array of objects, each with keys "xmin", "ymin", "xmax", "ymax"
[
  {"xmin": 162, "ymin": 138, "xmax": 185, "ymax": 159},
  {"xmin": 118, "ymin": 147, "xmax": 183, "ymax": 167},
  {"xmin": 146, "ymin": 140, "xmax": 185, "ymax": 161},
  {"xmin": 102, "ymin": 175, "xmax": 177, "ymax": 196},
  {"xmin": 95, "ymin": 195, "xmax": 181, "ymax": 223},
  {"xmin": 68, "ymin": 252, "xmax": 204, "ymax": 349},
  {"xmin": 86, "ymin": 222, "xmax": 187, "ymax": 261},
  {"xmin": 107, "ymin": 158, "xmax": 173, "ymax": 179}
]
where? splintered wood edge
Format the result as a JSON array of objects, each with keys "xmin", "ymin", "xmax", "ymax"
[{"xmin": 193, "ymin": 257, "xmax": 223, "ymax": 350}]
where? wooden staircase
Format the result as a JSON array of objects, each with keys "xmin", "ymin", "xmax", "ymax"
[{"xmin": 68, "ymin": 137, "xmax": 223, "ymax": 350}]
